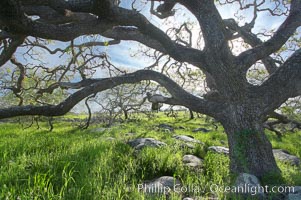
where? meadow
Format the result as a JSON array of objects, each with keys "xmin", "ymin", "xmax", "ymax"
[{"xmin": 0, "ymin": 112, "xmax": 301, "ymax": 200}]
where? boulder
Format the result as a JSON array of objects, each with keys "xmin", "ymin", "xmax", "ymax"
[
  {"xmin": 105, "ymin": 137, "xmax": 116, "ymax": 141},
  {"xmin": 125, "ymin": 132, "xmax": 136, "ymax": 137},
  {"xmin": 127, "ymin": 138, "xmax": 167, "ymax": 150},
  {"xmin": 90, "ymin": 127, "xmax": 108, "ymax": 133},
  {"xmin": 234, "ymin": 173, "xmax": 265, "ymax": 199},
  {"xmin": 173, "ymin": 135, "xmax": 204, "ymax": 144},
  {"xmin": 286, "ymin": 186, "xmax": 301, "ymax": 200},
  {"xmin": 208, "ymin": 146, "xmax": 229, "ymax": 155},
  {"xmin": 158, "ymin": 123, "xmax": 174, "ymax": 132},
  {"xmin": 183, "ymin": 155, "xmax": 203, "ymax": 168},
  {"xmin": 180, "ymin": 143, "xmax": 195, "ymax": 149},
  {"xmin": 273, "ymin": 149, "xmax": 300, "ymax": 166},
  {"xmin": 138, "ymin": 176, "xmax": 181, "ymax": 195},
  {"xmin": 192, "ymin": 128, "xmax": 210, "ymax": 133}
]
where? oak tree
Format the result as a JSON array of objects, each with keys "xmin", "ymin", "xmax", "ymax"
[{"xmin": 0, "ymin": 0, "xmax": 301, "ymax": 178}]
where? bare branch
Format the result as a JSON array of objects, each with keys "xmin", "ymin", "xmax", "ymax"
[
  {"xmin": 256, "ymin": 48, "xmax": 301, "ymax": 115},
  {"xmin": 0, "ymin": 70, "xmax": 223, "ymax": 119},
  {"xmin": 224, "ymin": 19, "xmax": 279, "ymax": 74},
  {"xmin": 103, "ymin": 26, "xmax": 206, "ymax": 68},
  {"xmin": 81, "ymin": 93, "xmax": 97, "ymax": 129},
  {"xmin": 264, "ymin": 111, "xmax": 301, "ymax": 137},
  {"xmin": 237, "ymin": 0, "xmax": 301, "ymax": 68},
  {"xmin": 149, "ymin": 0, "xmax": 176, "ymax": 19},
  {"xmin": 0, "ymin": 36, "xmax": 25, "ymax": 67},
  {"xmin": 4, "ymin": 3, "xmax": 207, "ymax": 70},
  {"xmin": 177, "ymin": 0, "xmax": 232, "ymax": 56},
  {"xmin": 3, "ymin": 56, "xmax": 25, "ymax": 106},
  {"xmin": 269, "ymin": 111, "xmax": 301, "ymax": 130}
]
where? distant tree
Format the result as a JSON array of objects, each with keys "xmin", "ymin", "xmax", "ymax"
[
  {"xmin": 0, "ymin": 0, "xmax": 301, "ymax": 178},
  {"xmin": 91, "ymin": 83, "xmax": 149, "ymax": 126}
]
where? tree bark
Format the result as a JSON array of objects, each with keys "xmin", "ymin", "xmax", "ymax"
[
  {"xmin": 221, "ymin": 105, "xmax": 280, "ymax": 178},
  {"xmin": 189, "ymin": 109, "xmax": 194, "ymax": 120},
  {"xmin": 123, "ymin": 109, "xmax": 128, "ymax": 120}
]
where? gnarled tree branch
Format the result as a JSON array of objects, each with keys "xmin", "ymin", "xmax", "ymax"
[
  {"xmin": 0, "ymin": 70, "xmax": 223, "ymax": 119},
  {"xmin": 237, "ymin": 0, "xmax": 301, "ymax": 68},
  {"xmin": 224, "ymin": 19, "xmax": 279, "ymax": 74},
  {"xmin": 256, "ymin": 48, "xmax": 301, "ymax": 115},
  {"xmin": 2, "ymin": 2, "xmax": 208, "ymax": 71},
  {"xmin": 0, "ymin": 36, "xmax": 25, "ymax": 67}
]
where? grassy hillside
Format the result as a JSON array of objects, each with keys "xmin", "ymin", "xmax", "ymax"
[{"xmin": 0, "ymin": 113, "xmax": 301, "ymax": 199}]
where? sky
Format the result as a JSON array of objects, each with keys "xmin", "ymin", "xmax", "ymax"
[
  {"xmin": 15, "ymin": 0, "xmax": 291, "ymax": 77},
  {"xmin": 100, "ymin": 0, "xmax": 290, "ymax": 73},
  {"xmin": 5, "ymin": 0, "xmax": 299, "ymax": 112}
]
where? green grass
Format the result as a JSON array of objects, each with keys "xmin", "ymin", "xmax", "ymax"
[{"xmin": 0, "ymin": 112, "xmax": 300, "ymax": 199}]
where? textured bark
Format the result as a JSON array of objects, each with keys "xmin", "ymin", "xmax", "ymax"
[
  {"xmin": 227, "ymin": 128, "xmax": 280, "ymax": 178},
  {"xmin": 221, "ymin": 105, "xmax": 280, "ymax": 177},
  {"xmin": 0, "ymin": 36, "xmax": 25, "ymax": 66}
]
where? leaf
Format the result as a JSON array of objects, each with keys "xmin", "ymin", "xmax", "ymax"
[{"xmin": 64, "ymin": 46, "xmax": 71, "ymax": 53}]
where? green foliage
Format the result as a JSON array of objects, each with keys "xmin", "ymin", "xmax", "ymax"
[
  {"xmin": 232, "ymin": 129, "xmax": 256, "ymax": 173},
  {"xmin": 0, "ymin": 113, "xmax": 300, "ymax": 199}
]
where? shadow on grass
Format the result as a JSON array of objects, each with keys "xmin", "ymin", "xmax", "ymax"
[{"xmin": 0, "ymin": 126, "xmax": 135, "ymax": 199}]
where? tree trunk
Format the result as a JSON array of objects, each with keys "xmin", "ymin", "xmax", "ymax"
[
  {"xmin": 123, "ymin": 109, "xmax": 128, "ymax": 120},
  {"xmin": 221, "ymin": 107, "xmax": 280, "ymax": 178},
  {"xmin": 189, "ymin": 109, "xmax": 194, "ymax": 120}
]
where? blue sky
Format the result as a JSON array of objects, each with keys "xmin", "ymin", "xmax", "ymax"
[
  {"xmin": 13, "ymin": 0, "xmax": 292, "ymax": 78},
  {"xmin": 104, "ymin": 0, "xmax": 290, "ymax": 72},
  {"xmin": 4, "ymin": 0, "xmax": 298, "ymax": 111}
]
